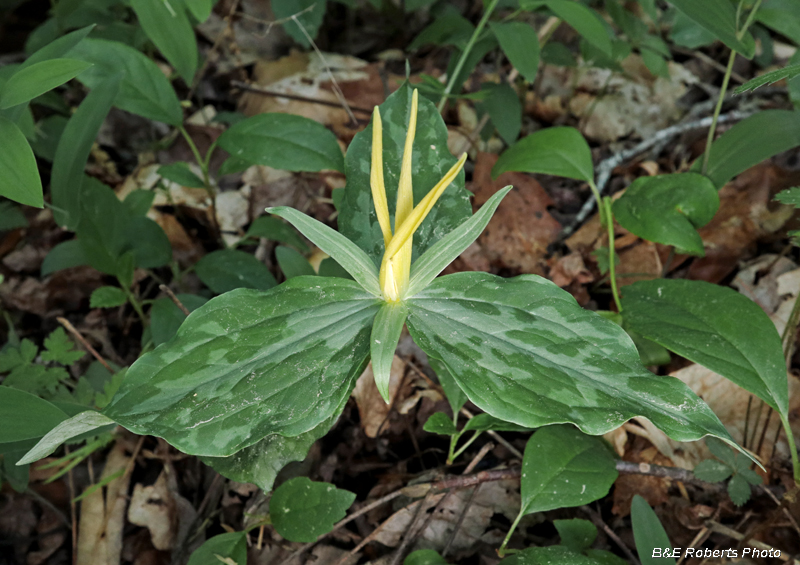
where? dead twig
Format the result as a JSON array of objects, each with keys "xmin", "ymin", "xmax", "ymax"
[
  {"xmin": 705, "ymin": 520, "xmax": 794, "ymax": 562},
  {"xmin": 581, "ymin": 505, "xmax": 640, "ymax": 565},
  {"xmin": 159, "ymin": 284, "xmax": 191, "ymax": 316},
  {"xmin": 230, "ymin": 80, "xmax": 373, "ymax": 116},
  {"xmin": 57, "ymin": 317, "xmax": 113, "ymax": 373}
]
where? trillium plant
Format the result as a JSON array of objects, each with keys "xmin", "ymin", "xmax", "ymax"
[{"xmin": 20, "ymin": 84, "xmax": 751, "ymax": 492}]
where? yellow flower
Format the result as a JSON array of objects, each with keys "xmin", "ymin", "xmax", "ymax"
[{"xmin": 370, "ymin": 89, "xmax": 468, "ymax": 302}]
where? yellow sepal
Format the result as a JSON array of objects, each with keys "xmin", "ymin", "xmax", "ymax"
[{"xmin": 370, "ymin": 107, "xmax": 392, "ymax": 249}]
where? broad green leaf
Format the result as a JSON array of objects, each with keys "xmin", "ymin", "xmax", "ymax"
[
  {"xmin": 51, "ymin": 74, "xmax": 122, "ymax": 228},
  {"xmin": 481, "ymin": 83, "xmax": 522, "ymax": 145},
  {"xmin": 541, "ymin": 42, "xmax": 577, "ymax": 67},
  {"xmin": 757, "ymin": 0, "xmax": 800, "ymax": 47},
  {"xmin": 775, "ymin": 186, "xmax": 800, "ymax": 207},
  {"xmin": 430, "ymin": 358, "xmax": 467, "ymax": 415},
  {"xmin": 0, "ymin": 116, "xmax": 42, "ymax": 207},
  {"xmin": 519, "ymin": 425, "xmax": 617, "ymax": 515},
  {"xmin": 268, "ymin": 206, "xmax": 380, "ymax": 296},
  {"xmin": 727, "ymin": 473, "xmax": 751, "ymax": 506},
  {"xmin": 90, "ymin": 286, "xmax": 128, "ymax": 308},
  {"xmin": 318, "ymin": 258, "xmax": 352, "ymax": 279},
  {"xmin": 0, "ymin": 387, "xmax": 68, "ymax": 444},
  {"xmin": 41, "ymin": 240, "xmax": 88, "ymax": 275},
  {"xmin": 270, "ymin": 477, "xmax": 355, "ymax": 542},
  {"xmin": 158, "ymin": 162, "xmax": 205, "ymax": 188},
  {"xmin": 276, "ymin": 246, "xmax": 315, "ymax": 280},
  {"xmin": 667, "ymin": 0, "xmax": 755, "ymax": 58},
  {"xmin": 631, "ymin": 495, "xmax": 674, "ymax": 565},
  {"xmin": 67, "ymin": 38, "xmax": 184, "ymax": 125},
  {"xmin": 489, "ymin": 21, "xmax": 540, "ymax": 83},
  {"xmin": 554, "ymin": 519, "xmax": 597, "ymax": 552},
  {"xmin": 423, "ymin": 412, "xmax": 458, "ymax": 435},
  {"xmin": 131, "ymin": 0, "xmax": 198, "ymax": 83},
  {"xmin": 29, "ymin": 114, "xmax": 68, "ymax": 162},
  {"xmin": 371, "ymin": 301, "xmax": 409, "ymax": 402},
  {"xmin": 22, "ymin": 24, "xmax": 95, "ymax": 69},
  {"xmin": 407, "ymin": 186, "xmax": 511, "ymax": 297},
  {"xmin": 195, "ymin": 249, "xmax": 277, "ymax": 294},
  {"xmin": 584, "ymin": 550, "xmax": 628, "ymax": 565},
  {"xmin": 150, "ymin": 294, "xmax": 208, "ymax": 347},
  {"xmin": 338, "ymin": 82, "xmax": 472, "ymax": 265},
  {"xmin": 103, "ymin": 280, "xmax": 380, "ymax": 456},
  {"xmin": 217, "ymin": 113, "xmax": 344, "ymax": 173},
  {"xmin": 668, "ymin": 8, "xmax": 717, "ymax": 50},
  {"xmin": 123, "ymin": 190, "xmax": 156, "ymax": 216},
  {"xmin": 3, "ymin": 450, "xmax": 30, "ymax": 492},
  {"xmin": 0, "ymin": 59, "xmax": 91, "ymax": 109},
  {"xmin": 184, "ymin": 0, "xmax": 217, "ymax": 23},
  {"xmin": 641, "ymin": 47, "xmax": 669, "ymax": 79},
  {"xmin": 246, "ymin": 216, "xmax": 308, "ymax": 251},
  {"xmin": 612, "ymin": 173, "xmax": 719, "ymax": 256},
  {"xmin": 0, "ymin": 201, "xmax": 28, "ymax": 230},
  {"xmin": 693, "ymin": 110, "xmax": 800, "ymax": 188},
  {"xmin": 187, "ymin": 532, "xmax": 247, "ymax": 565},
  {"xmin": 18, "ymin": 410, "xmax": 115, "ymax": 465},
  {"xmin": 692, "ymin": 459, "xmax": 732, "ymax": 482},
  {"xmin": 409, "ymin": 5, "xmax": 473, "ymax": 49},
  {"xmin": 462, "ymin": 413, "xmax": 528, "ymax": 433},
  {"xmin": 621, "ymin": 279, "xmax": 789, "ymax": 417},
  {"xmin": 273, "ymin": 0, "xmax": 327, "ymax": 48},
  {"xmin": 492, "ymin": 127, "xmax": 593, "ymax": 182},
  {"xmin": 404, "ymin": 549, "xmax": 449, "ymax": 565},
  {"xmin": 500, "ymin": 546, "xmax": 602, "ymax": 565},
  {"xmin": 734, "ymin": 63, "xmax": 800, "ymax": 94},
  {"xmin": 545, "ymin": 0, "xmax": 612, "ymax": 56},
  {"xmin": 200, "ymin": 396, "xmax": 345, "ymax": 491},
  {"xmin": 406, "ymin": 272, "xmax": 737, "ymax": 446}
]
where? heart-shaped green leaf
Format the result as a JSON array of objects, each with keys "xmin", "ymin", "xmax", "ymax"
[
  {"xmin": 338, "ymin": 82, "xmax": 472, "ymax": 265},
  {"xmin": 270, "ymin": 477, "xmax": 356, "ymax": 543},
  {"xmin": 612, "ymin": 173, "xmax": 719, "ymax": 255},
  {"xmin": 492, "ymin": 127, "xmax": 593, "ymax": 182},
  {"xmin": 104, "ymin": 279, "xmax": 380, "ymax": 456},
  {"xmin": 620, "ymin": 279, "xmax": 789, "ymax": 417},
  {"xmin": 406, "ymin": 272, "xmax": 737, "ymax": 446}
]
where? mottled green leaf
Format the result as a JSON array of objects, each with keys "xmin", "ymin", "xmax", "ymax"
[
  {"xmin": 338, "ymin": 82, "xmax": 472, "ymax": 265},
  {"xmin": 51, "ymin": 74, "xmax": 121, "ymax": 228},
  {"xmin": 0, "ymin": 59, "xmax": 91, "ymax": 109},
  {"xmin": 271, "ymin": 477, "xmax": 355, "ymax": 542},
  {"xmin": 67, "ymin": 38, "xmax": 184, "ymax": 125},
  {"xmin": 18, "ymin": 410, "xmax": 114, "ymax": 465},
  {"xmin": 612, "ymin": 173, "xmax": 719, "ymax": 256},
  {"xmin": 90, "ymin": 286, "xmax": 128, "ymax": 309},
  {"xmin": 200, "ymin": 396, "xmax": 345, "ymax": 491},
  {"xmin": 187, "ymin": 532, "xmax": 247, "ymax": 565},
  {"xmin": 406, "ymin": 272, "xmax": 737, "ymax": 446},
  {"xmin": 500, "ymin": 546, "xmax": 602, "ymax": 565},
  {"xmin": 545, "ymin": 0, "xmax": 612, "ymax": 56},
  {"xmin": 195, "ymin": 250, "xmax": 277, "ymax": 294},
  {"xmin": 275, "ymin": 246, "xmax": 315, "ymax": 280},
  {"xmin": 0, "ymin": 387, "xmax": 69, "ymax": 444},
  {"xmin": 621, "ymin": 279, "xmax": 788, "ymax": 417},
  {"xmin": 492, "ymin": 127, "xmax": 593, "ymax": 182},
  {"xmin": 554, "ymin": 519, "xmax": 597, "ymax": 552},
  {"xmin": 631, "ymin": 495, "xmax": 674, "ymax": 565},
  {"xmin": 407, "ymin": 186, "xmax": 511, "ymax": 297},
  {"xmin": 693, "ymin": 110, "xmax": 800, "ymax": 188},
  {"xmin": 158, "ymin": 162, "xmax": 205, "ymax": 188},
  {"xmin": 131, "ymin": 0, "xmax": 198, "ymax": 83},
  {"xmin": 693, "ymin": 459, "xmax": 732, "ymax": 482},
  {"xmin": 218, "ymin": 113, "xmax": 344, "ymax": 173},
  {"xmin": 371, "ymin": 301, "xmax": 408, "ymax": 402},
  {"xmin": 462, "ymin": 413, "xmax": 528, "ymax": 433},
  {"xmin": 489, "ymin": 21, "xmax": 540, "ymax": 83},
  {"xmin": 0, "ymin": 116, "xmax": 42, "ymax": 208},
  {"xmin": 519, "ymin": 425, "xmax": 617, "ymax": 515},
  {"xmin": 431, "ymin": 358, "xmax": 466, "ymax": 415},
  {"xmin": 268, "ymin": 206, "xmax": 380, "ymax": 296},
  {"xmin": 667, "ymin": 0, "xmax": 755, "ymax": 57},
  {"xmin": 104, "ymin": 280, "xmax": 380, "ymax": 456},
  {"xmin": 735, "ymin": 63, "xmax": 800, "ymax": 94}
]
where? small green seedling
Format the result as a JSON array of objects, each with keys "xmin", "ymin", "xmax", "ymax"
[{"xmin": 693, "ymin": 437, "xmax": 762, "ymax": 506}]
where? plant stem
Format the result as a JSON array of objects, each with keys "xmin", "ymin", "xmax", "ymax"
[
  {"xmin": 603, "ymin": 196, "xmax": 623, "ymax": 312},
  {"xmin": 701, "ymin": 50, "xmax": 736, "ymax": 175},
  {"xmin": 123, "ymin": 285, "xmax": 148, "ymax": 328},
  {"xmin": 780, "ymin": 413, "xmax": 800, "ymax": 485},
  {"xmin": 451, "ymin": 431, "xmax": 482, "ymax": 462},
  {"xmin": 446, "ymin": 412, "xmax": 459, "ymax": 464},
  {"xmin": 177, "ymin": 125, "xmax": 223, "ymax": 244},
  {"xmin": 437, "ymin": 0, "xmax": 500, "ymax": 113},
  {"xmin": 497, "ymin": 509, "xmax": 524, "ymax": 557}
]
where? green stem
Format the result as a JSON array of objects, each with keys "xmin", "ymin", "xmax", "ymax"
[
  {"xmin": 122, "ymin": 285, "xmax": 148, "ymax": 328},
  {"xmin": 451, "ymin": 431, "xmax": 482, "ymax": 462},
  {"xmin": 447, "ymin": 411, "xmax": 459, "ymax": 464},
  {"xmin": 178, "ymin": 126, "xmax": 213, "ymax": 191},
  {"xmin": 497, "ymin": 509, "xmax": 524, "ymax": 557},
  {"xmin": 780, "ymin": 413, "xmax": 800, "ymax": 486},
  {"xmin": 437, "ymin": 0, "xmax": 501, "ymax": 113},
  {"xmin": 701, "ymin": 49, "xmax": 736, "ymax": 175},
  {"xmin": 603, "ymin": 196, "xmax": 622, "ymax": 313}
]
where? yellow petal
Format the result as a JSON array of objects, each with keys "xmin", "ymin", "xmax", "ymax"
[
  {"xmin": 384, "ymin": 152, "xmax": 468, "ymax": 261},
  {"xmin": 370, "ymin": 107, "xmax": 392, "ymax": 248}
]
